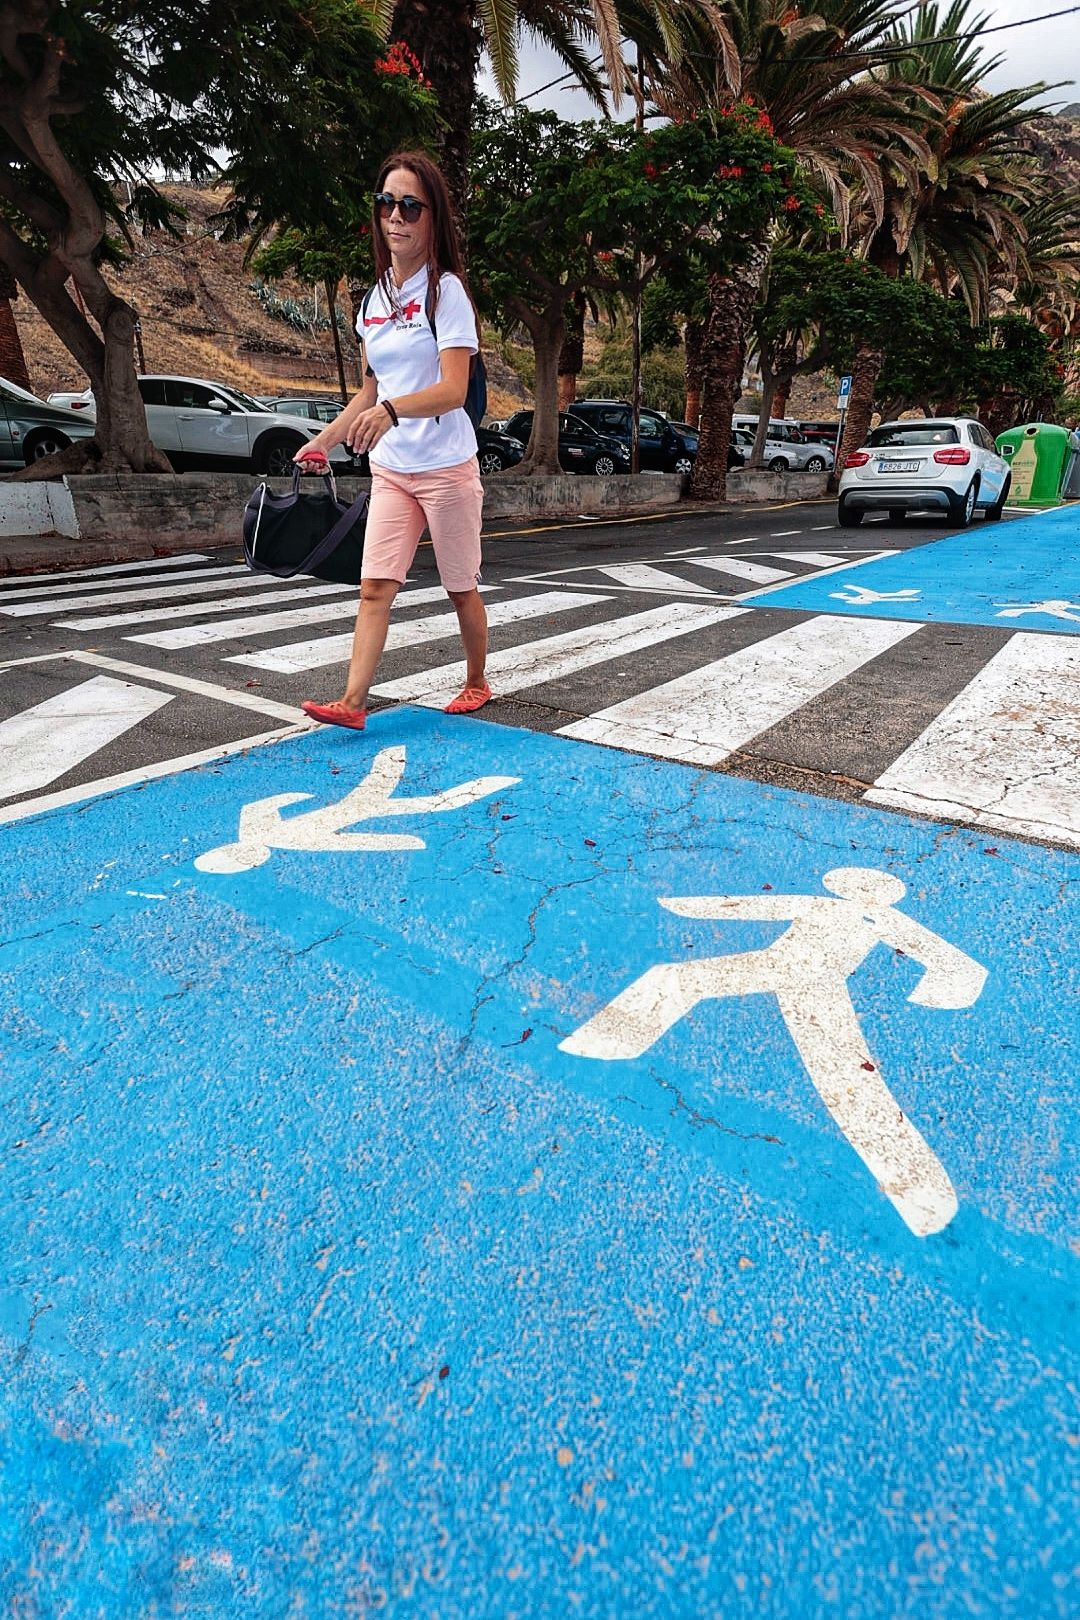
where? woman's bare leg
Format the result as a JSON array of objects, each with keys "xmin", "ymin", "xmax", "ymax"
[
  {"xmin": 447, "ymin": 588, "xmax": 488, "ymax": 688},
  {"xmin": 341, "ymin": 578, "xmax": 400, "ymax": 708}
]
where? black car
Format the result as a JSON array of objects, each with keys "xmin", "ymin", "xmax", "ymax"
[
  {"xmin": 503, "ymin": 410, "xmax": 631, "ymax": 475},
  {"xmin": 476, "ymin": 425, "xmax": 526, "ymax": 474},
  {"xmin": 566, "ymin": 400, "xmax": 697, "ymax": 473}
]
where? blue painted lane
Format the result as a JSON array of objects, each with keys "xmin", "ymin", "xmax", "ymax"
[
  {"xmin": 1, "ymin": 709, "xmax": 1077, "ymax": 1617},
  {"xmin": 756, "ymin": 505, "xmax": 1080, "ymax": 630}
]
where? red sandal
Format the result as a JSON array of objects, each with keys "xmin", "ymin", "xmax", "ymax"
[
  {"xmin": 444, "ymin": 683, "xmax": 492, "ymax": 714},
  {"xmin": 301, "ymin": 699, "xmax": 367, "ymax": 730}
]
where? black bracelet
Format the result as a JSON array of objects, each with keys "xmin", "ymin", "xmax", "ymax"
[{"xmin": 381, "ymin": 398, "xmax": 399, "ymax": 427}]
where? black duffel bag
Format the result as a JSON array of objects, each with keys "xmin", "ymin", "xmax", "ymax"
[{"xmin": 242, "ymin": 469, "xmax": 367, "ymax": 585}]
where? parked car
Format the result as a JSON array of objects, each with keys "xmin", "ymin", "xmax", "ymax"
[
  {"xmin": 257, "ymin": 394, "xmax": 346, "ymax": 424},
  {"xmin": 797, "ymin": 419, "xmax": 842, "ymax": 447},
  {"xmin": 48, "ymin": 376, "xmax": 356, "ymax": 476},
  {"xmin": 0, "ymin": 376, "xmax": 98, "ymax": 469},
  {"xmin": 475, "ymin": 425, "xmax": 526, "ymax": 474},
  {"xmin": 837, "ymin": 417, "xmax": 1011, "ymax": 527},
  {"xmin": 730, "ymin": 416, "xmax": 834, "ymax": 472},
  {"xmin": 566, "ymin": 399, "xmax": 696, "ymax": 472},
  {"xmin": 502, "ymin": 410, "xmax": 630, "ymax": 475}
]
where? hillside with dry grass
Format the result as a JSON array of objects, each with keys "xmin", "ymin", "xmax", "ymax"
[{"xmin": 14, "ymin": 185, "xmax": 529, "ymax": 420}]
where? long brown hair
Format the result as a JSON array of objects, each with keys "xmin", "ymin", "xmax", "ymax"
[{"xmin": 372, "ymin": 150, "xmax": 473, "ymax": 323}]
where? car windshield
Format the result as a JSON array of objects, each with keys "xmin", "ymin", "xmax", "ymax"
[
  {"xmin": 868, "ymin": 423, "xmax": 959, "ymax": 447},
  {"xmin": 220, "ymin": 386, "xmax": 272, "ymax": 413},
  {"xmin": 0, "ymin": 377, "xmax": 47, "ymax": 406}
]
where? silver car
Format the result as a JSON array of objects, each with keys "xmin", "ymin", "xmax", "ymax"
[
  {"xmin": 0, "ymin": 376, "xmax": 98, "ymax": 469},
  {"xmin": 838, "ymin": 417, "xmax": 1011, "ymax": 527},
  {"xmin": 731, "ymin": 417, "xmax": 834, "ymax": 473},
  {"xmin": 48, "ymin": 375, "xmax": 356, "ymax": 476}
]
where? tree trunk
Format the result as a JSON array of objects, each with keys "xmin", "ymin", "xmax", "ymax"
[
  {"xmin": 773, "ymin": 379, "xmax": 792, "ymax": 418},
  {"xmin": 835, "ymin": 342, "xmax": 885, "ymax": 482},
  {"xmin": 750, "ymin": 367, "xmax": 778, "ymax": 467},
  {"xmin": 558, "ymin": 291, "xmax": 585, "ymax": 409},
  {"xmin": 684, "ymin": 318, "xmax": 704, "ymax": 428},
  {"xmin": 0, "ymin": 266, "xmax": 31, "ymax": 391},
  {"xmin": 392, "ymin": 0, "xmax": 482, "ymax": 227},
  {"xmin": 513, "ymin": 298, "xmax": 565, "ymax": 475},
  {"xmin": 691, "ymin": 247, "xmax": 769, "ymax": 501},
  {"xmin": 326, "ymin": 276, "xmax": 349, "ymax": 402}
]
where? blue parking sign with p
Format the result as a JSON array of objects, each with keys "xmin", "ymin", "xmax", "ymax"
[{"xmin": 1, "ymin": 707, "xmax": 1076, "ymax": 1616}]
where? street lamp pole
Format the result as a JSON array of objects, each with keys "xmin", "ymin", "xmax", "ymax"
[{"xmin": 630, "ymin": 48, "xmax": 645, "ymax": 476}]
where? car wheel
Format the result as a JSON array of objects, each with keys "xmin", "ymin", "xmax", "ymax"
[
  {"xmin": 673, "ymin": 454, "xmax": 694, "ymax": 475},
  {"xmin": 478, "ymin": 449, "xmax": 506, "ymax": 475},
  {"xmin": 768, "ymin": 455, "xmax": 789, "ymax": 472},
  {"xmin": 24, "ymin": 429, "xmax": 72, "ymax": 463},
  {"xmin": 837, "ymin": 499, "xmax": 864, "ymax": 527},
  {"xmin": 593, "ymin": 454, "xmax": 616, "ymax": 476},
  {"xmin": 984, "ymin": 476, "xmax": 1010, "ymax": 521},
  {"xmin": 804, "ymin": 455, "xmax": 827, "ymax": 473},
  {"xmin": 947, "ymin": 478, "xmax": 978, "ymax": 528},
  {"xmin": 256, "ymin": 431, "xmax": 307, "ymax": 477}
]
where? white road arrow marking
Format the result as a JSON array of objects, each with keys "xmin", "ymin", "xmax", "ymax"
[{"xmin": 0, "ymin": 675, "xmax": 172, "ymax": 799}]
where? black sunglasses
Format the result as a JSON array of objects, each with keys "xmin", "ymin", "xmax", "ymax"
[{"xmin": 374, "ymin": 191, "xmax": 428, "ymax": 224}]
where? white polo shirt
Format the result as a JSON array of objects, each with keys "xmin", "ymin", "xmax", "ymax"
[{"xmin": 358, "ymin": 267, "xmax": 478, "ymax": 473}]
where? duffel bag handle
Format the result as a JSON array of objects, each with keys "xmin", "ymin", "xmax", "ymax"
[{"xmin": 294, "ymin": 465, "xmax": 338, "ymax": 501}]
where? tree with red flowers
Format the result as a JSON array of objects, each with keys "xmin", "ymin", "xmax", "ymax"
[{"xmin": 468, "ymin": 102, "xmax": 818, "ymax": 475}]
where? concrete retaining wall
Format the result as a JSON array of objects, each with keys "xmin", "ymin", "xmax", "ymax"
[
  {"xmin": 3, "ymin": 468, "xmax": 685, "ymax": 552},
  {"xmin": 727, "ymin": 468, "xmax": 829, "ymax": 502}
]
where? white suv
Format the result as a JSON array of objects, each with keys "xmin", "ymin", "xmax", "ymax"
[
  {"xmin": 838, "ymin": 418, "xmax": 1011, "ymax": 527},
  {"xmin": 731, "ymin": 417, "xmax": 834, "ymax": 472},
  {"xmin": 48, "ymin": 375, "xmax": 356, "ymax": 476}
]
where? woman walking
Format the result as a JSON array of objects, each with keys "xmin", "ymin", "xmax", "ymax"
[{"xmin": 295, "ymin": 150, "xmax": 489, "ymax": 730}]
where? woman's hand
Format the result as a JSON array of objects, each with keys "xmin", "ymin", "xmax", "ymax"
[
  {"xmin": 346, "ymin": 403, "xmax": 396, "ymax": 455},
  {"xmin": 293, "ymin": 444, "xmax": 331, "ymax": 470}
]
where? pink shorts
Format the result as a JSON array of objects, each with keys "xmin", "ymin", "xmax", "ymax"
[{"xmin": 361, "ymin": 459, "xmax": 484, "ymax": 593}]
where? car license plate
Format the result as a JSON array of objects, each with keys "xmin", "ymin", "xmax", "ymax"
[{"xmin": 880, "ymin": 459, "xmax": 920, "ymax": 473}]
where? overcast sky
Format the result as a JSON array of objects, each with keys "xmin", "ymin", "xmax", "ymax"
[{"xmin": 481, "ymin": 1, "xmax": 1080, "ymax": 117}]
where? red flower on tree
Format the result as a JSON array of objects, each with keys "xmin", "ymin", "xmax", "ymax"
[{"xmin": 374, "ymin": 40, "xmax": 432, "ymax": 89}]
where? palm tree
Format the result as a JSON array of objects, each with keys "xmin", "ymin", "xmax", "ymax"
[
  {"xmin": 839, "ymin": 0, "xmax": 1053, "ymax": 461},
  {"xmin": 642, "ymin": 0, "xmax": 927, "ymax": 496}
]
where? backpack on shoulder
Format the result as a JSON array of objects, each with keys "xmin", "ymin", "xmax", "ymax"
[{"xmin": 361, "ymin": 281, "xmax": 487, "ymax": 428}]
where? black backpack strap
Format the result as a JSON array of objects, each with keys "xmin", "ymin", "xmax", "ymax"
[{"xmin": 361, "ymin": 284, "xmax": 376, "ymax": 377}]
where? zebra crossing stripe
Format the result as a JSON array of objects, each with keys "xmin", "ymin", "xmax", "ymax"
[
  {"xmin": 0, "ymin": 553, "xmax": 210, "ymax": 591},
  {"xmin": 865, "ymin": 630, "xmax": 1080, "ymax": 847},
  {"xmin": 372, "ymin": 602, "xmax": 744, "ymax": 705},
  {"xmin": 0, "ymin": 675, "xmax": 173, "ymax": 800},
  {"xmin": 592, "ymin": 563, "xmax": 718, "ymax": 594},
  {"xmin": 226, "ymin": 590, "xmax": 609, "ymax": 674},
  {"xmin": 2, "ymin": 570, "xmax": 275, "ymax": 617},
  {"xmin": 125, "ymin": 585, "xmax": 498, "ymax": 650},
  {"xmin": 762, "ymin": 551, "xmax": 851, "ymax": 567},
  {"xmin": 560, "ymin": 615, "xmax": 923, "ymax": 765},
  {"xmin": 56, "ymin": 580, "xmax": 357, "ymax": 631},
  {"xmin": 691, "ymin": 557, "xmax": 794, "ymax": 584}
]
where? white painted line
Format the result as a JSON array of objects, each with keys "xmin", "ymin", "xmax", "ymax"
[
  {"xmin": 561, "ymin": 615, "xmax": 923, "ymax": 764},
  {"xmin": 811, "ymin": 525, "xmax": 836, "ymax": 531},
  {"xmin": 866, "ymin": 631, "xmax": 1080, "ymax": 850},
  {"xmin": 0, "ymin": 722, "xmax": 309, "ymax": 827},
  {"xmin": 736, "ymin": 550, "xmax": 899, "ymax": 601},
  {"xmin": 126, "ymin": 584, "xmax": 499, "ymax": 650},
  {"xmin": 691, "ymin": 557, "xmax": 794, "ymax": 584},
  {"xmin": 770, "ymin": 529, "xmax": 802, "ymax": 537},
  {"xmin": 1, "ymin": 570, "xmax": 277, "ymax": 616},
  {"xmin": 66, "ymin": 652, "xmax": 302, "ymax": 721},
  {"xmin": 373, "ymin": 602, "xmax": 744, "ymax": 706},
  {"xmin": 762, "ymin": 551, "xmax": 850, "ymax": 567},
  {"xmin": 58, "ymin": 580, "xmax": 357, "ymax": 631},
  {"xmin": 0, "ymin": 552, "xmax": 210, "ymax": 587},
  {"xmin": 227, "ymin": 590, "xmax": 608, "ymax": 673},
  {"xmin": 0, "ymin": 562, "xmax": 248, "ymax": 605},
  {"xmin": 593, "ymin": 563, "xmax": 716, "ymax": 595},
  {"xmin": 0, "ymin": 675, "xmax": 173, "ymax": 800}
]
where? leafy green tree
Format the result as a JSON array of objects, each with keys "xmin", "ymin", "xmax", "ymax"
[
  {"xmin": 468, "ymin": 101, "xmax": 818, "ymax": 472},
  {"xmin": 0, "ymin": 1, "xmax": 430, "ymax": 474}
]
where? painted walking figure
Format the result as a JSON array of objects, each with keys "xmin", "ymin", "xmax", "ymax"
[{"xmin": 560, "ymin": 867, "xmax": 987, "ymax": 1236}]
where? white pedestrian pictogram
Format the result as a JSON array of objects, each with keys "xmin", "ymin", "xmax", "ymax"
[
  {"xmin": 830, "ymin": 585, "xmax": 922, "ymax": 605},
  {"xmin": 993, "ymin": 599, "xmax": 1080, "ymax": 623},
  {"xmin": 195, "ymin": 745, "xmax": 519, "ymax": 873},
  {"xmin": 560, "ymin": 867, "xmax": 987, "ymax": 1237}
]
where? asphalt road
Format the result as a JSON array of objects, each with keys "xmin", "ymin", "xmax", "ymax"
[{"xmin": 0, "ymin": 496, "xmax": 1040, "ymax": 832}]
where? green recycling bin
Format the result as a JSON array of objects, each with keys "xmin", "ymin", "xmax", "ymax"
[{"xmin": 995, "ymin": 422, "xmax": 1070, "ymax": 507}]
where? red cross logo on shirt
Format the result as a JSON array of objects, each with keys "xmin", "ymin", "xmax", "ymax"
[{"xmin": 400, "ymin": 299, "xmax": 423, "ymax": 320}]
